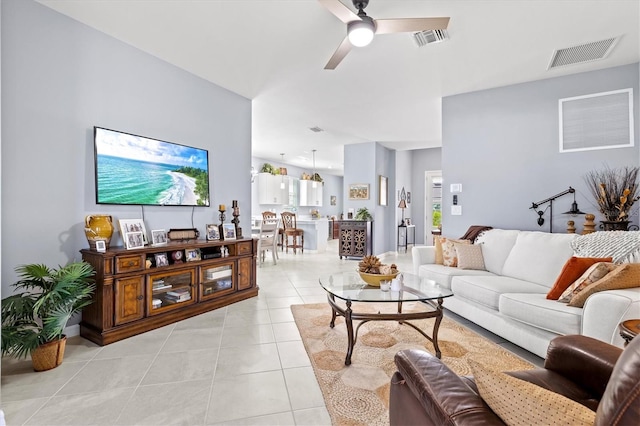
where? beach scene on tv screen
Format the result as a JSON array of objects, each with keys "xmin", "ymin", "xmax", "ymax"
[{"xmin": 95, "ymin": 128, "xmax": 210, "ymax": 206}]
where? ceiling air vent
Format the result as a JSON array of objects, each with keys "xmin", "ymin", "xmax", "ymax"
[
  {"xmin": 548, "ymin": 37, "xmax": 619, "ymax": 69},
  {"xmin": 413, "ymin": 29, "xmax": 449, "ymax": 47},
  {"xmin": 309, "ymin": 126, "xmax": 324, "ymax": 133}
]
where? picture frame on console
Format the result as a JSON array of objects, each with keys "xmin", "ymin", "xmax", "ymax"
[
  {"xmin": 119, "ymin": 219, "xmax": 148, "ymax": 245},
  {"xmin": 95, "ymin": 240, "xmax": 106, "ymax": 253},
  {"xmin": 206, "ymin": 224, "xmax": 220, "ymax": 241},
  {"xmin": 185, "ymin": 248, "xmax": 201, "ymax": 262},
  {"xmin": 222, "ymin": 224, "xmax": 236, "ymax": 241},
  {"xmin": 151, "ymin": 229, "xmax": 168, "ymax": 246},
  {"xmin": 154, "ymin": 252, "xmax": 169, "ymax": 267},
  {"xmin": 125, "ymin": 231, "xmax": 144, "ymax": 250}
]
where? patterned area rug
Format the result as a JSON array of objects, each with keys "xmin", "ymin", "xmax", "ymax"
[{"xmin": 291, "ymin": 302, "xmax": 534, "ymax": 426}]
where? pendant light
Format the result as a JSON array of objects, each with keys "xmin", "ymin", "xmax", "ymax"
[
  {"xmin": 312, "ymin": 149, "xmax": 317, "ymax": 188},
  {"xmin": 280, "ymin": 153, "xmax": 285, "ymax": 189}
]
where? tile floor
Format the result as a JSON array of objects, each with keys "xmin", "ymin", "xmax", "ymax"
[{"xmin": 1, "ymin": 240, "xmax": 542, "ymax": 425}]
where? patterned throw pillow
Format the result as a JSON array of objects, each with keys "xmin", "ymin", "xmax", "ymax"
[
  {"xmin": 558, "ymin": 262, "xmax": 616, "ymax": 303},
  {"xmin": 455, "ymin": 243, "xmax": 486, "ymax": 270},
  {"xmin": 469, "ymin": 359, "xmax": 596, "ymax": 426},
  {"xmin": 569, "ymin": 263, "xmax": 640, "ymax": 308},
  {"xmin": 441, "ymin": 238, "xmax": 470, "ymax": 267},
  {"xmin": 546, "ymin": 256, "xmax": 613, "ymax": 300}
]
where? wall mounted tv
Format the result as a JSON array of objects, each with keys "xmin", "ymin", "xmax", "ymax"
[{"xmin": 94, "ymin": 127, "xmax": 210, "ymax": 206}]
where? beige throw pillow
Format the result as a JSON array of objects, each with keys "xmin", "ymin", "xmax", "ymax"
[
  {"xmin": 441, "ymin": 238, "xmax": 470, "ymax": 267},
  {"xmin": 569, "ymin": 263, "xmax": 640, "ymax": 308},
  {"xmin": 469, "ymin": 359, "xmax": 595, "ymax": 426},
  {"xmin": 558, "ymin": 262, "xmax": 615, "ymax": 303},
  {"xmin": 455, "ymin": 243, "xmax": 486, "ymax": 270},
  {"xmin": 434, "ymin": 236, "xmax": 444, "ymax": 265}
]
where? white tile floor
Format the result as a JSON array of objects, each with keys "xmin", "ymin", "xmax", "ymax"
[{"xmin": 0, "ymin": 240, "xmax": 542, "ymax": 425}]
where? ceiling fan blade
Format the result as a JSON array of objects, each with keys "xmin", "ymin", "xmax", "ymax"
[
  {"xmin": 375, "ymin": 17, "xmax": 450, "ymax": 34},
  {"xmin": 325, "ymin": 37, "xmax": 352, "ymax": 70},
  {"xmin": 318, "ymin": 0, "xmax": 360, "ymax": 24}
]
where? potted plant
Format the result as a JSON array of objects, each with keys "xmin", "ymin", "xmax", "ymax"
[
  {"xmin": 1, "ymin": 261, "xmax": 96, "ymax": 371},
  {"xmin": 584, "ymin": 165, "xmax": 639, "ymax": 230},
  {"xmin": 355, "ymin": 207, "xmax": 373, "ymax": 221}
]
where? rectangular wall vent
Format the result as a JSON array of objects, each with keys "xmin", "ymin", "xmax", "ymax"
[
  {"xmin": 549, "ymin": 37, "xmax": 618, "ymax": 69},
  {"xmin": 559, "ymin": 88, "xmax": 634, "ymax": 153},
  {"xmin": 413, "ymin": 29, "xmax": 449, "ymax": 47}
]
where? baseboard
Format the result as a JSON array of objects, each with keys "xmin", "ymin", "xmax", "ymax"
[{"xmin": 64, "ymin": 324, "xmax": 80, "ymax": 338}]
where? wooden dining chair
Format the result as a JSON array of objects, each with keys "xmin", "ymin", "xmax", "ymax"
[
  {"xmin": 281, "ymin": 212, "xmax": 304, "ymax": 254},
  {"xmin": 262, "ymin": 211, "xmax": 284, "ymax": 249}
]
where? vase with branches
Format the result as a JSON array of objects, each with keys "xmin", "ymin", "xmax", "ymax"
[{"xmin": 584, "ymin": 165, "xmax": 640, "ymax": 222}]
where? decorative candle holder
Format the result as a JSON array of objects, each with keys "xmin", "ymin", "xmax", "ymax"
[
  {"xmin": 219, "ymin": 209, "xmax": 226, "ymax": 225},
  {"xmin": 231, "ymin": 200, "xmax": 242, "ymax": 237}
]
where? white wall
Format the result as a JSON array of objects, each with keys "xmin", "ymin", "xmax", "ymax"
[{"xmin": 1, "ymin": 0, "xmax": 252, "ymax": 318}]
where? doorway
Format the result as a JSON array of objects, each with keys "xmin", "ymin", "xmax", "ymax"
[{"xmin": 424, "ymin": 171, "xmax": 442, "ymax": 245}]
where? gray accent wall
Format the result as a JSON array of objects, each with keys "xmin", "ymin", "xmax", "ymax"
[
  {"xmin": 442, "ymin": 63, "xmax": 639, "ymax": 238},
  {"xmin": 343, "ymin": 142, "xmax": 396, "ymax": 255},
  {"xmin": 1, "ymin": 0, "xmax": 252, "ymax": 314},
  {"xmin": 410, "ymin": 147, "xmax": 442, "ymax": 245}
]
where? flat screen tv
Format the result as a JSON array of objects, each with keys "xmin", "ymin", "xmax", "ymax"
[{"xmin": 94, "ymin": 127, "xmax": 210, "ymax": 206}]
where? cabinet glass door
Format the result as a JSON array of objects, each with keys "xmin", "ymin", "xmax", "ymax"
[
  {"xmin": 148, "ymin": 269, "xmax": 195, "ymax": 314},
  {"xmin": 200, "ymin": 263, "xmax": 235, "ymax": 300}
]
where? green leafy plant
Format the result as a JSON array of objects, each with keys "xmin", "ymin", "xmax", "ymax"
[
  {"xmin": 355, "ymin": 207, "xmax": 373, "ymax": 221},
  {"xmin": 260, "ymin": 163, "xmax": 276, "ymax": 174},
  {"xmin": 1, "ymin": 262, "xmax": 96, "ymax": 359}
]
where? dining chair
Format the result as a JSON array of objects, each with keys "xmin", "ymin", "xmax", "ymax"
[
  {"xmin": 256, "ymin": 217, "xmax": 279, "ymax": 265},
  {"xmin": 281, "ymin": 212, "xmax": 304, "ymax": 254},
  {"xmin": 262, "ymin": 211, "xmax": 284, "ymax": 249}
]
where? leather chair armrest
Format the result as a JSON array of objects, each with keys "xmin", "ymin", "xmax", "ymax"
[
  {"xmin": 392, "ymin": 349, "xmax": 504, "ymax": 425},
  {"xmin": 544, "ymin": 335, "xmax": 622, "ymax": 398}
]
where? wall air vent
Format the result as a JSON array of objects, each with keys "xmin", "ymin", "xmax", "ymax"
[
  {"xmin": 548, "ymin": 37, "xmax": 619, "ymax": 69},
  {"xmin": 413, "ymin": 29, "xmax": 449, "ymax": 47}
]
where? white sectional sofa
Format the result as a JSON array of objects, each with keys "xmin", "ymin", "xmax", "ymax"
[{"xmin": 412, "ymin": 229, "xmax": 640, "ymax": 358}]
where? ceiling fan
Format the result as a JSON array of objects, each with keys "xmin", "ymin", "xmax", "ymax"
[{"xmin": 319, "ymin": 0, "xmax": 450, "ymax": 69}]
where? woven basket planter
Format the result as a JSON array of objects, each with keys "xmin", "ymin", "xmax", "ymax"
[{"xmin": 31, "ymin": 336, "xmax": 66, "ymax": 372}]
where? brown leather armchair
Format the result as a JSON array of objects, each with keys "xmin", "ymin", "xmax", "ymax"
[{"xmin": 390, "ymin": 334, "xmax": 640, "ymax": 426}]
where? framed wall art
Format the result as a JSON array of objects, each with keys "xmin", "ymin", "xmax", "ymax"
[
  {"xmin": 379, "ymin": 176, "xmax": 388, "ymax": 206},
  {"xmin": 349, "ymin": 183, "xmax": 370, "ymax": 200}
]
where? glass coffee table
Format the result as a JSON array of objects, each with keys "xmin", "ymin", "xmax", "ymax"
[{"xmin": 319, "ymin": 271, "xmax": 453, "ymax": 365}]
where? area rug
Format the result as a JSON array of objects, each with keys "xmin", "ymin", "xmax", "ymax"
[{"xmin": 291, "ymin": 302, "xmax": 535, "ymax": 426}]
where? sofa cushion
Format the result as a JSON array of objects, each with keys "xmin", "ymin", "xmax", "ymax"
[
  {"xmin": 546, "ymin": 256, "xmax": 613, "ymax": 300},
  {"xmin": 469, "ymin": 359, "xmax": 596, "ymax": 426},
  {"xmin": 442, "ymin": 238, "xmax": 470, "ymax": 267},
  {"xmin": 455, "ymin": 243, "xmax": 486, "ymax": 270},
  {"xmin": 417, "ymin": 264, "xmax": 495, "ymax": 289},
  {"xmin": 569, "ymin": 263, "xmax": 640, "ymax": 308},
  {"xmin": 475, "ymin": 229, "xmax": 520, "ymax": 275},
  {"xmin": 451, "ymin": 275, "xmax": 548, "ymax": 310},
  {"xmin": 434, "ymin": 236, "xmax": 444, "ymax": 265},
  {"xmin": 501, "ymin": 232, "xmax": 577, "ymax": 287},
  {"xmin": 499, "ymin": 293, "xmax": 583, "ymax": 336},
  {"xmin": 558, "ymin": 262, "xmax": 616, "ymax": 303}
]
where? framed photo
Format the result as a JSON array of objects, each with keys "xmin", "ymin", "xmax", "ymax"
[
  {"xmin": 330, "ymin": 195, "xmax": 337, "ymax": 206},
  {"xmin": 119, "ymin": 219, "xmax": 148, "ymax": 245},
  {"xmin": 379, "ymin": 176, "xmax": 388, "ymax": 206},
  {"xmin": 349, "ymin": 183, "xmax": 370, "ymax": 200},
  {"xmin": 125, "ymin": 231, "xmax": 144, "ymax": 250},
  {"xmin": 151, "ymin": 229, "xmax": 168, "ymax": 246},
  {"xmin": 405, "ymin": 218, "xmax": 412, "ymax": 226},
  {"xmin": 185, "ymin": 248, "xmax": 201, "ymax": 262},
  {"xmin": 222, "ymin": 223, "xmax": 236, "ymax": 241},
  {"xmin": 95, "ymin": 240, "xmax": 106, "ymax": 253},
  {"xmin": 154, "ymin": 252, "xmax": 169, "ymax": 267},
  {"xmin": 206, "ymin": 224, "xmax": 221, "ymax": 241}
]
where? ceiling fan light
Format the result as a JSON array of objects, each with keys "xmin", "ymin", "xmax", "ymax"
[{"xmin": 348, "ymin": 18, "xmax": 375, "ymax": 47}]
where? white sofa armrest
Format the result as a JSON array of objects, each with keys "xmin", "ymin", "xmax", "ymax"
[
  {"xmin": 412, "ymin": 245, "xmax": 436, "ymax": 275},
  {"xmin": 581, "ymin": 288, "xmax": 640, "ymax": 347}
]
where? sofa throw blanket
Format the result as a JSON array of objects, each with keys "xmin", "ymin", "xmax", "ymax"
[
  {"xmin": 571, "ymin": 231, "xmax": 640, "ymax": 263},
  {"xmin": 459, "ymin": 225, "xmax": 493, "ymax": 243}
]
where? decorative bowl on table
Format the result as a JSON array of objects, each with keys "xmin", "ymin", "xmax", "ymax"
[{"xmin": 358, "ymin": 270, "xmax": 400, "ymax": 287}]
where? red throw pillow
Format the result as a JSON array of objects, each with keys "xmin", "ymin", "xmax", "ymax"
[{"xmin": 546, "ymin": 257, "xmax": 613, "ymax": 300}]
